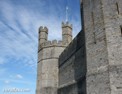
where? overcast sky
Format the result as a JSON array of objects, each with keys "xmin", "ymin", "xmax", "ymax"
[{"xmin": 0, "ymin": 0, "xmax": 81, "ymax": 94}]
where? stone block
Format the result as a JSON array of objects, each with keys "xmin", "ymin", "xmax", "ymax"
[{"xmin": 87, "ymin": 72, "xmax": 110, "ymax": 94}]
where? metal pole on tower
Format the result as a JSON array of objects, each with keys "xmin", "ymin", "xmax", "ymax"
[{"xmin": 66, "ymin": 6, "xmax": 69, "ymax": 22}]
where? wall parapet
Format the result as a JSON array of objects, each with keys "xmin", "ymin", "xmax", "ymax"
[
  {"xmin": 62, "ymin": 22, "xmax": 72, "ymax": 29},
  {"xmin": 38, "ymin": 40, "xmax": 68, "ymax": 51},
  {"xmin": 39, "ymin": 26, "xmax": 48, "ymax": 34}
]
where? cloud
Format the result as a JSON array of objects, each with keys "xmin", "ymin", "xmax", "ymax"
[
  {"xmin": 4, "ymin": 80, "xmax": 10, "ymax": 84},
  {"xmin": 0, "ymin": 68, "xmax": 7, "ymax": 76},
  {"xmin": 0, "ymin": 57, "xmax": 5, "ymax": 65},
  {"xmin": 0, "ymin": 78, "xmax": 34, "ymax": 85},
  {"xmin": 9, "ymin": 74, "xmax": 23, "ymax": 80},
  {"xmin": 0, "ymin": 1, "xmax": 38, "ymax": 72},
  {"xmin": 16, "ymin": 74, "xmax": 23, "ymax": 79}
]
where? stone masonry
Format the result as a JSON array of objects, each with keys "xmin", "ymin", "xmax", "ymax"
[
  {"xmin": 36, "ymin": 0, "xmax": 122, "ymax": 94},
  {"xmin": 58, "ymin": 30, "xmax": 86, "ymax": 94},
  {"xmin": 82, "ymin": 0, "xmax": 122, "ymax": 94}
]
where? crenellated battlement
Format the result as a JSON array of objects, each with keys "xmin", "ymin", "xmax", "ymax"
[
  {"xmin": 39, "ymin": 26, "xmax": 48, "ymax": 34},
  {"xmin": 62, "ymin": 22, "xmax": 72, "ymax": 29},
  {"xmin": 39, "ymin": 40, "xmax": 68, "ymax": 51}
]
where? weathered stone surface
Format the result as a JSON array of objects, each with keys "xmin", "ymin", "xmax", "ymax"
[
  {"xmin": 109, "ymin": 65, "xmax": 122, "ymax": 94},
  {"xmin": 83, "ymin": 0, "xmax": 122, "ymax": 94},
  {"xmin": 58, "ymin": 83, "xmax": 78, "ymax": 94},
  {"xmin": 87, "ymin": 71, "xmax": 111, "ymax": 94}
]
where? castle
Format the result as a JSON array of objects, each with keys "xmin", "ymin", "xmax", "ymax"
[{"xmin": 36, "ymin": 0, "xmax": 122, "ymax": 94}]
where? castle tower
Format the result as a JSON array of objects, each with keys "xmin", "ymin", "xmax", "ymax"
[
  {"xmin": 62, "ymin": 22, "xmax": 72, "ymax": 44},
  {"xmin": 36, "ymin": 23, "xmax": 73, "ymax": 94},
  {"xmin": 39, "ymin": 26, "xmax": 48, "ymax": 45},
  {"xmin": 81, "ymin": 0, "xmax": 122, "ymax": 94}
]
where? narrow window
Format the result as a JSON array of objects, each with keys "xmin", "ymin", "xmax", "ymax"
[
  {"xmin": 91, "ymin": 12, "xmax": 94, "ymax": 26},
  {"xmin": 116, "ymin": 3, "xmax": 119, "ymax": 14},
  {"xmin": 91, "ymin": 12, "xmax": 96, "ymax": 44},
  {"xmin": 120, "ymin": 26, "xmax": 122, "ymax": 37},
  {"xmin": 93, "ymin": 32, "xmax": 96, "ymax": 44}
]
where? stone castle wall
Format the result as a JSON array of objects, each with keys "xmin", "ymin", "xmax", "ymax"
[
  {"xmin": 58, "ymin": 31, "xmax": 86, "ymax": 94},
  {"xmin": 83, "ymin": 0, "xmax": 111, "ymax": 93},
  {"xmin": 82, "ymin": 0, "xmax": 122, "ymax": 94},
  {"xmin": 101, "ymin": 0, "xmax": 122, "ymax": 94}
]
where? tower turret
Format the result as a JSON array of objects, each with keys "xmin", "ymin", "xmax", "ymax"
[
  {"xmin": 39, "ymin": 26, "xmax": 48, "ymax": 45},
  {"xmin": 62, "ymin": 22, "xmax": 72, "ymax": 44}
]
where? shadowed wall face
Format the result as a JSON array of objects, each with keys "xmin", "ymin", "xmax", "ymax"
[{"xmin": 58, "ymin": 31, "xmax": 86, "ymax": 94}]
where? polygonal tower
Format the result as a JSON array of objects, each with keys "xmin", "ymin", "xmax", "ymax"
[{"xmin": 36, "ymin": 22, "xmax": 73, "ymax": 94}]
